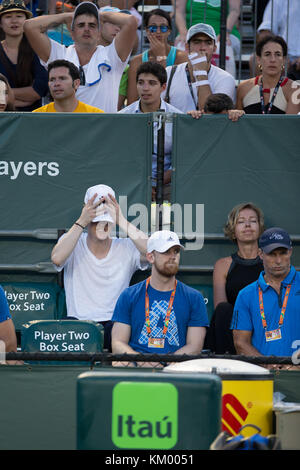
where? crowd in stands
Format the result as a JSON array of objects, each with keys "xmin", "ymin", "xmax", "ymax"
[{"xmin": 0, "ymin": 0, "xmax": 300, "ymax": 367}]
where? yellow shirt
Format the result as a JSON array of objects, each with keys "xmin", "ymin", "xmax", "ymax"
[{"xmin": 33, "ymin": 101, "xmax": 104, "ymax": 113}]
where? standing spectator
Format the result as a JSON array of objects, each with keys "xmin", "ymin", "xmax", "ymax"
[
  {"xmin": 51, "ymin": 184, "xmax": 148, "ymax": 351},
  {"xmin": 0, "ymin": 0, "xmax": 48, "ymax": 111},
  {"xmin": 173, "ymin": 0, "xmax": 241, "ymax": 77},
  {"xmin": 24, "ymin": 1, "xmax": 138, "ymax": 112},
  {"xmin": 126, "ymin": 8, "xmax": 187, "ymax": 105},
  {"xmin": 236, "ymin": 35, "xmax": 300, "ymax": 114},
  {"xmin": 161, "ymin": 23, "xmax": 236, "ymax": 112},
  {"xmin": 257, "ymin": 0, "xmax": 300, "ymax": 66}
]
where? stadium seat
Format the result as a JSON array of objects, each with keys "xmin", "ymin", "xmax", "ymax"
[
  {"xmin": 21, "ymin": 320, "xmax": 104, "ymax": 364},
  {"xmin": 192, "ymin": 284, "xmax": 214, "ymax": 321},
  {"xmin": 2, "ymin": 282, "xmax": 67, "ymax": 334}
]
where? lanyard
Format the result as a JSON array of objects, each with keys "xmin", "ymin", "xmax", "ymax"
[
  {"xmin": 145, "ymin": 276, "xmax": 177, "ymax": 337},
  {"xmin": 258, "ymin": 284, "xmax": 291, "ymax": 329},
  {"xmin": 259, "ymin": 75, "xmax": 284, "ymax": 114},
  {"xmin": 185, "ymin": 64, "xmax": 199, "ymax": 110}
]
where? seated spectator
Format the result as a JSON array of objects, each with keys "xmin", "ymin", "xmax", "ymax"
[
  {"xmin": 205, "ymin": 202, "xmax": 265, "ymax": 354},
  {"xmin": 236, "ymin": 34, "xmax": 300, "ymax": 114},
  {"xmin": 24, "ymin": 1, "xmax": 138, "ymax": 112},
  {"xmin": 0, "ymin": 0, "xmax": 48, "ymax": 111},
  {"xmin": 173, "ymin": 0, "xmax": 241, "ymax": 78},
  {"xmin": 161, "ymin": 23, "xmax": 236, "ymax": 113},
  {"xmin": 126, "ymin": 8, "xmax": 188, "ymax": 105},
  {"xmin": 0, "ymin": 284, "xmax": 17, "ymax": 354},
  {"xmin": 231, "ymin": 227, "xmax": 300, "ymax": 361},
  {"xmin": 118, "ymin": 61, "xmax": 183, "ymax": 202},
  {"xmin": 203, "ymin": 93, "xmax": 245, "ymax": 121},
  {"xmin": 33, "ymin": 60, "xmax": 104, "ymax": 113},
  {"xmin": 111, "ymin": 230, "xmax": 208, "ymax": 365},
  {"xmin": 51, "ymin": 184, "xmax": 148, "ymax": 351},
  {"xmin": 0, "ymin": 73, "xmax": 15, "ymax": 110}
]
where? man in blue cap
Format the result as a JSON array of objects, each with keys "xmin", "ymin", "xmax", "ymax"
[{"xmin": 231, "ymin": 227, "xmax": 300, "ymax": 359}]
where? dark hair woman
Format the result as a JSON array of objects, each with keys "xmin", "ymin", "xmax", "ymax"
[
  {"xmin": 236, "ymin": 34, "xmax": 300, "ymax": 114},
  {"xmin": 0, "ymin": 0, "xmax": 48, "ymax": 111}
]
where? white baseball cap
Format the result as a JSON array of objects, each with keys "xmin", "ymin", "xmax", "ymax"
[
  {"xmin": 147, "ymin": 230, "xmax": 184, "ymax": 254},
  {"xmin": 186, "ymin": 23, "xmax": 217, "ymax": 43},
  {"xmin": 84, "ymin": 184, "xmax": 115, "ymax": 223}
]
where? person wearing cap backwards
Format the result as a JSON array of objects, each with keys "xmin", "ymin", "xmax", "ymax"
[
  {"xmin": 161, "ymin": 23, "xmax": 236, "ymax": 113},
  {"xmin": 111, "ymin": 230, "xmax": 209, "ymax": 364},
  {"xmin": 23, "ymin": 1, "xmax": 138, "ymax": 112},
  {"xmin": 51, "ymin": 184, "xmax": 148, "ymax": 351},
  {"xmin": 231, "ymin": 228, "xmax": 300, "ymax": 361}
]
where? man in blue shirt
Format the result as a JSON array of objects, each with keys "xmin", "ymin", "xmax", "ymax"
[
  {"xmin": 231, "ymin": 227, "xmax": 300, "ymax": 358},
  {"xmin": 111, "ymin": 230, "xmax": 208, "ymax": 362}
]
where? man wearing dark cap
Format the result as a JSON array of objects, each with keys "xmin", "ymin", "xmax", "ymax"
[
  {"xmin": 161, "ymin": 23, "xmax": 236, "ymax": 112},
  {"xmin": 231, "ymin": 227, "xmax": 300, "ymax": 358},
  {"xmin": 24, "ymin": 1, "xmax": 138, "ymax": 112}
]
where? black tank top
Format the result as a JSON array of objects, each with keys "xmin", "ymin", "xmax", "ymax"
[{"xmin": 225, "ymin": 252, "xmax": 264, "ymax": 306}]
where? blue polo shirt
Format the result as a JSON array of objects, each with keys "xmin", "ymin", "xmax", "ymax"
[
  {"xmin": 231, "ymin": 266, "xmax": 300, "ymax": 356},
  {"xmin": 0, "ymin": 285, "xmax": 11, "ymax": 323}
]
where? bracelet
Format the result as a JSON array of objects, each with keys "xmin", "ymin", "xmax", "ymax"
[
  {"xmin": 196, "ymin": 80, "xmax": 210, "ymax": 87},
  {"xmin": 74, "ymin": 222, "xmax": 85, "ymax": 230},
  {"xmin": 193, "ymin": 70, "xmax": 208, "ymax": 77},
  {"xmin": 157, "ymin": 55, "xmax": 167, "ymax": 61}
]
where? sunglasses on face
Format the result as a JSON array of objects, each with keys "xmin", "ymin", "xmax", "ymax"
[{"xmin": 147, "ymin": 24, "xmax": 169, "ymax": 33}]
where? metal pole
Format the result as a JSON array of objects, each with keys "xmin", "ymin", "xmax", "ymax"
[
  {"xmin": 219, "ymin": 0, "xmax": 227, "ymax": 70},
  {"xmin": 155, "ymin": 112, "xmax": 165, "ymax": 230}
]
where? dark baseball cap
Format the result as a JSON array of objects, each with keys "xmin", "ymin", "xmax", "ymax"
[
  {"xmin": 71, "ymin": 1, "xmax": 100, "ymax": 30},
  {"xmin": 259, "ymin": 227, "xmax": 292, "ymax": 254}
]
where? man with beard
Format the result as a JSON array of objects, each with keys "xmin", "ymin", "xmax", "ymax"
[{"xmin": 111, "ymin": 230, "xmax": 208, "ymax": 359}]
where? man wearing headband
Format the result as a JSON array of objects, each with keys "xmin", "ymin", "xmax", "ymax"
[
  {"xmin": 111, "ymin": 230, "xmax": 208, "ymax": 363},
  {"xmin": 231, "ymin": 227, "xmax": 300, "ymax": 360},
  {"xmin": 51, "ymin": 184, "xmax": 148, "ymax": 351},
  {"xmin": 24, "ymin": 2, "xmax": 138, "ymax": 112},
  {"xmin": 161, "ymin": 23, "xmax": 236, "ymax": 112}
]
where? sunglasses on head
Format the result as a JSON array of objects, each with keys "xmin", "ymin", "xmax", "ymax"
[{"xmin": 147, "ymin": 24, "xmax": 169, "ymax": 33}]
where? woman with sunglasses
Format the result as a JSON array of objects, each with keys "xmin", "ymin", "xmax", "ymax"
[
  {"xmin": 0, "ymin": 0, "xmax": 48, "ymax": 111},
  {"xmin": 127, "ymin": 8, "xmax": 187, "ymax": 105}
]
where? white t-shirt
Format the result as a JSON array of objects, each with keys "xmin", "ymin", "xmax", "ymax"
[
  {"xmin": 54, "ymin": 233, "xmax": 147, "ymax": 321},
  {"xmin": 161, "ymin": 62, "xmax": 236, "ymax": 112},
  {"xmin": 45, "ymin": 39, "xmax": 128, "ymax": 112}
]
